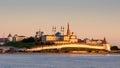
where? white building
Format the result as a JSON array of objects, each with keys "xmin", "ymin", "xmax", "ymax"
[
  {"xmin": 13, "ymin": 34, "xmax": 27, "ymax": 42},
  {"xmin": 42, "ymin": 24, "xmax": 78, "ymax": 44}
]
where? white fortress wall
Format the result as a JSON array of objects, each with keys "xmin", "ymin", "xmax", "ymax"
[{"xmin": 27, "ymin": 44, "xmax": 105, "ymax": 51}]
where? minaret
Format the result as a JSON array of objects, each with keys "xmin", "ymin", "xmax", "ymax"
[
  {"xmin": 61, "ymin": 26, "xmax": 64, "ymax": 35},
  {"xmin": 67, "ymin": 23, "xmax": 71, "ymax": 36},
  {"xmin": 52, "ymin": 26, "xmax": 56, "ymax": 35}
]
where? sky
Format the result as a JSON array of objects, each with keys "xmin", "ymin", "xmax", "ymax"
[{"xmin": 0, "ymin": 0, "xmax": 120, "ymax": 47}]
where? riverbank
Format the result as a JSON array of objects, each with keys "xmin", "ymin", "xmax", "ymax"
[
  {"xmin": 0, "ymin": 50, "xmax": 120, "ymax": 55},
  {"xmin": 0, "ymin": 46, "xmax": 120, "ymax": 54}
]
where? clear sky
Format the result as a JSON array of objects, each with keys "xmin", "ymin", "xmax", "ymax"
[{"xmin": 0, "ymin": 0, "xmax": 120, "ymax": 47}]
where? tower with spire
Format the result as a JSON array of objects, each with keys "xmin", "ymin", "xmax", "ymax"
[
  {"xmin": 8, "ymin": 33, "xmax": 13, "ymax": 42},
  {"xmin": 67, "ymin": 23, "xmax": 71, "ymax": 36},
  {"xmin": 103, "ymin": 37, "xmax": 108, "ymax": 44}
]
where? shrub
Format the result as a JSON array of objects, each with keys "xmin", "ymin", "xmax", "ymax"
[{"xmin": 22, "ymin": 37, "xmax": 35, "ymax": 43}]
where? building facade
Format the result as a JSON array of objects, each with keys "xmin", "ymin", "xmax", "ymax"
[
  {"xmin": 7, "ymin": 34, "xmax": 26, "ymax": 42},
  {"xmin": 13, "ymin": 34, "xmax": 26, "ymax": 42}
]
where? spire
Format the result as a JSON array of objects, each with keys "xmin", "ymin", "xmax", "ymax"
[
  {"xmin": 67, "ymin": 23, "xmax": 71, "ymax": 36},
  {"xmin": 8, "ymin": 33, "xmax": 12, "ymax": 37},
  {"xmin": 39, "ymin": 28, "xmax": 42, "ymax": 37},
  {"xmin": 103, "ymin": 37, "xmax": 108, "ymax": 44},
  {"xmin": 39, "ymin": 28, "xmax": 41, "ymax": 32}
]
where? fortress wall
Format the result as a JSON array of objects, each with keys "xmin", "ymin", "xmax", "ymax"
[{"xmin": 27, "ymin": 44, "xmax": 105, "ymax": 51}]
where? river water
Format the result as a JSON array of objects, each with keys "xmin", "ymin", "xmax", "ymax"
[{"xmin": 0, "ymin": 54, "xmax": 119, "ymax": 68}]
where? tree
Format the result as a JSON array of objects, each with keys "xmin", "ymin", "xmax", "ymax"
[
  {"xmin": 22, "ymin": 37, "xmax": 35, "ymax": 43},
  {"xmin": 111, "ymin": 46, "xmax": 119, "ymax": 50}
]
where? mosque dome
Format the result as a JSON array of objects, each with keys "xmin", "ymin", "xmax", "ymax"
[{"xmin": 55, "ymin": 32, "xmax": 61, "ymax": 36}]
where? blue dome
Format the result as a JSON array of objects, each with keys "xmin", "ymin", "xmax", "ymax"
[{"xmin": 55, "ymin": 32, "xmax": 61, "ymax": 36}]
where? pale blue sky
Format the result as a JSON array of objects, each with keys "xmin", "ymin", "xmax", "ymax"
[{"xmin": 0, "ymin": 0, "xmax": 120, "ymax": 46}]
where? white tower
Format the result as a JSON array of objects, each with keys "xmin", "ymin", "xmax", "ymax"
[
  {"xmin": 104, "ymin": 44, "xmax": 111, "ymax": 51},
  {"xmin": 103, "ymin": 37, "xmax": 111, "ymax": 51}
]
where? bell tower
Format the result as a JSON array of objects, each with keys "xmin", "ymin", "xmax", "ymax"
[{"xmin": 67, "ymin": 23, "xmax": 71, "ymax": 36}]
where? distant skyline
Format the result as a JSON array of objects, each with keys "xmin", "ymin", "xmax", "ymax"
[{"xmin": 0, "ymin": 0, "xmax": 120, "ymax": 47}]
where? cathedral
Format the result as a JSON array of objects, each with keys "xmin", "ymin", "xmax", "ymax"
[{"xmin": 41, "ymin": 23, "xmax": 78, "ymax": 44}]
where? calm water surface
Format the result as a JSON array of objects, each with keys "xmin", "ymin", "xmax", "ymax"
[{"xmin": 0, "ymin": 54, "xmax": 119, "ymax": 68}]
